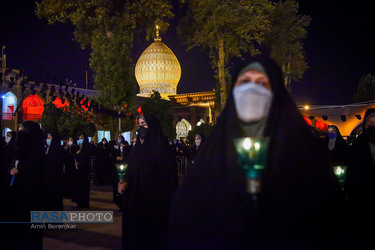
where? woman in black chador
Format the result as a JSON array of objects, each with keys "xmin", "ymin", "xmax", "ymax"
[
  {"xmin": 325, "ymin": 125, "xmax": 348, "ymax": 166},
  {"xmin": 74, "ymin": 134, "xmax": 91, "ymax": 208},
  {"xmin": 188, "ymin": 133, "xmax": 206, "ymax": 164},
  {"xmin": 6, "ymin": 121, "xmax": 45, "ymax": 249},
  {"xmin": 44, "ymin": 132, "xmax": 64, "ymax": 211},
  {"xmin": 168, "ymin": 58, "xmax": 347, "ymax": 249},
  {"xmin": 63, "ymin": 137, "xmax": 79, "ymax": 199},
  {"xmin": 95, "ymin": 138, "xmax": 111, "ymax": 185},
  {"xmin": 119, "ymin": 114, "xmax": 178, "ymax": 249},
  {"xmin": 345, "ymin": 108, "xmax": 375, "ymax": 247}
]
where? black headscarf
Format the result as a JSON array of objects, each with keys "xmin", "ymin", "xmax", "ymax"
[
  {"xmin": 168, "ymin": 57, "xmax": 345, "ymax": 249},
  {"xmin": 325, "ymin": 125, "xmax": 348, "ymax": 166},
  {"xmin": 123, "ymin": 113, "xmax": 177, "ymax": 249},
  {"xmin": 15, "ymin": 121, "xmax": 45, "ymax": 163}
]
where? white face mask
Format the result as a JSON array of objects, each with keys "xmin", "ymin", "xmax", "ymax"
[
  {"xmin": 195, "ymin": 139, "xmax": 201, "ymax": 147},
  {"xmin": 232, "ymin": 82, "xmax": 273, "ymax": 122},
  {"xmin": 68, "ymin": 141, "xmax": 73, "ymax": 146},
  {"xmin": 5, "ymin": 137, "xmax": 11, "ymax": 144}
]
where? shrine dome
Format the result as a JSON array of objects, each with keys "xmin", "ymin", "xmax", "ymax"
[{"xmin": 135, "ymin": 28, "xmax": 181, "ymax": 99}]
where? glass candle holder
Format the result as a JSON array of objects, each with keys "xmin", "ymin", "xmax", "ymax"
[
  {"xmin": 116, "ymin": 163, "xmax": 128, "ymax": 183},
  {"xmin": 332, "ymin": 165, "xmax": 347, "ymax": 187},
  {"xmin": 233, "ymin": 137, "xmax": 270, "ymax": 194}
]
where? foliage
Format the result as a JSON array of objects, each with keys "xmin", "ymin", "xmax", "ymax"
[
  {"xmin": 141, "ymin": 91, "xmax": 176, "ymax": 139},
  {"xmin": 36, "ymin": 0, "xmax": 174, "ymax": 108},
  {"xmin": 40, "ymin": 102, "xmax": 63, "ymax": 135},
  {"xmin": 264, "ymin": 0, "xmax": 310, "ymax": 90},
  {"xmin": 178, "ymin": 0, "xmax": 274, "ymax": 109},
  {"xmin": 353, "ymin": 74, "xmax": 375, "ymax": 102},
  {"xmin": 41, "ymin": 102, "xmax": 96, "ymax": 139},
  {"xmin": 186, "ymin": 123, "xmax": 214, "ymax": 145}
]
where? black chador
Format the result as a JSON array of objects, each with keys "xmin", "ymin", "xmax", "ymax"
[
  {"xmin": 44, "ymin": 132, "xmax": 64, "ymax": 211},
  {"xmin": 168, "ymin": 58, "xmax": 347, "ymax": 249},
  {"xmin": 74, "ymin": 137, "xmax": 91, "ymax": 208},
  {"xmin": 5, "ymin": 121, "xmax": 45, "ymax": 249},
  {"xmin": 122, "ymin": 114, "xmax": 178, "ymax": 249}
]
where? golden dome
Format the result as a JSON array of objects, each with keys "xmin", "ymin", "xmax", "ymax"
[{"xmin": 135, "ymin": 38, "xmax": 181, "ymax": 99}]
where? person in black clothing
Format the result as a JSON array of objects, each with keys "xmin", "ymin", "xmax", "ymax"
[
  {"xmin": 95, "ymin": 138, "xmax": 111, "ymax": 185},
  {"xmin": 112, "ymin": 138, "xmax": 132, "ymax": 208},
  {"xmin": 44, "ymin": 132, "xmax": 64, "ymax": 211},
  {"xmin": 188, "ymin": 133, "xmax": 206, "ymax": 164},
  {"xmin": 168, "ymin": 58, "xmax": 347, "ymax": 249},
  {"xmin": 0, "ymin": 131, "xmax": 15, "ymax": 225},
  {"xmin": 2, "ymin": 131, "xmax": 16, "ymax": 188},
  {"xmin": 5, "ymin": 121, "xmax": 45, "ymax": 249},
  {"xmin": 325, "ymin": 125, "xmax": 349, "ymax": 167},
  {"xmin": 130, "ymin": 136, "xmax": 137, "ymax": 148},
  {"xmin": 63, "ymin": 137, "xmax": 79, "ymax": 199},
  {"xmin": 345, "ymin": 108, "xmax": 375, "ymax": 247},
  {"xmin": 74, "ymin": 134, "xmax": 91, "ymax": 208},
  {"xmin": 118, "ymin": 114, "xmax": 178, "ymax": 249}
]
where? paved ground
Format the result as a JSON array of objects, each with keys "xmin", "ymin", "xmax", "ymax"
[{"xmin": 43, "ymin": 184, "xmax": 122, "ymax": 250}]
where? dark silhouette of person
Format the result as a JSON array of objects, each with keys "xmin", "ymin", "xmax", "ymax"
[
  {"xmin": 95, "ymin": 138, "xmax": 111, "ymax": 185},
  {"xmin": 345, "ymin": 108, "xmax": 375, "ymax": 248},
  {"xmin": 63, "ymin": 137, "xmax": 79, "ymax": 199},
  {"xmin": 44, "ymin": 131, "xmax": 64, "ymax": 211},
  {"xmin": 111, "ymin": 136, "xmax": 130, "ymax": 208},
  {"xmin": 168, "ymin": 58, "xmax": 347, "ymax": 249},
  {"xmin": 5, "ymin": 121, "xmax": 45, "ymax": 249},
  {"xmin": 188, "ymin": 133, "xmax": 206, "ymax": 164},
  {"xmin": 74, "ymin": 134, "xmax": 91, "ymax": 208},
  {"xmin": 325, "ymin": 125, "xmax": 349, "ymax": 167},
  {"xmin": 119, "ymin": 114, "xmax": 178, "ymax": 249}
]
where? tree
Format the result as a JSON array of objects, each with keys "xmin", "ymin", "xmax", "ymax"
[
  {"xmin": 41, "ymin": 103, "xmax": 96, "ymax": 139},
  {"xmin": 36, "ymin": 0, "xmax": 174, "ymax": 109},
  {"xmin": 264, "ymin": 0, "xmax": 310, "ymax": 91},
  {"xmin": 178, "ymin": 0, "xmax": 273, "ymax": 109},
  {"xmin": 40, "ymin": 102, "xmax": 63, "ymax": 135},
  {"xmin": 353, "ymin": 74, "xmax": 375, "ymax": 102},
  {"xmin": 141, "ymin": 91, "xmax": 176, "ymax": 139}
]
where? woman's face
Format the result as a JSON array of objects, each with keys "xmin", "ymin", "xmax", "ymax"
[
  {"xmin": 47, "ymin": 133, "xmax": 53, "ymax": 140},
  {"xmin": 195, "ymin": 135, "xmax": 200, "ymax": 141},
  {"xmin": 234, "ymin": 70, "xmax": 272, "ymax": 91},
  {"xmin": 137, "ymin": 118, "xmax": 148, "ymax": 128}
]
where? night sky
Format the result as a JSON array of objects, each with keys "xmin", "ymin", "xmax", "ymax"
[{"xmin": 1, "ymin": 0, "xmax": 374, "ymax": 105}]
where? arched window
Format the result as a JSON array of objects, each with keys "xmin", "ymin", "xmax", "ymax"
[
  {"xmin": 176, "ymin": 119, "xmax": 192, "ymax": 139},
  {"xmin": 22, "ymin": 95, "xmax": 44, "ymax": 120},
  {"xmin": 2, "ymin": 92, "xmax": 17, "ymax": 120}
]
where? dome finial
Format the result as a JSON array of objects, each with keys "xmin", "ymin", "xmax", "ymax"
[{"xmin": 154, "ymin": 23, "xmax": 161, "ymax": 41}]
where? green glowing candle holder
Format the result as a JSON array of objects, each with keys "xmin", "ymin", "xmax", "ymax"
[
  {"xmin": 332, "ymin": 165, "xmax": 347, "ymax": 186},
  {"xmin": 233, "ymin": 137, "xmax": 269, "ymax": 194},
  {"xmin": 116, "ymin": 163, "xmax": 128, "ymax": 183}
]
